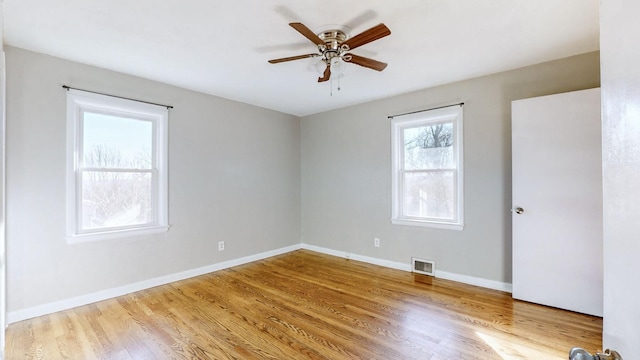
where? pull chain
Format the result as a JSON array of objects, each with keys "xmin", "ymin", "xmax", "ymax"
[{"xmin": 329, "ymin": 76, "xmax": 342, "ymax": 97}]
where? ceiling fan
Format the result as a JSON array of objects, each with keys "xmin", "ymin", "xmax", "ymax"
[{"xmin": 268, "ymin": 22, "xmax": 391, "ymax": 83}]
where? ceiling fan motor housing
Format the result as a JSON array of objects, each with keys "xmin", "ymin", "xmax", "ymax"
[{"xmin": 317, "ymin": 29, "xmax": 350, "ymax": 63}]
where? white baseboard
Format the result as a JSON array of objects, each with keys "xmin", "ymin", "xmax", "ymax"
[
  {"xmin": 7, "ymin": 244, "xmax": 302, "ymax": 324},
  {"xmin": 301, "ymin": 243, "xmax": 412, "ymax": 272},
  {"xmin": 8, "ymin": 243, "xmax": 511, "ymax": 324},
  {"xmin": 300, "ymin": 243, "xmax": 512, "ymax": 293},
  {"xmin": 435, "ymin": 270, "xmax": 513, "ymax": 293}
]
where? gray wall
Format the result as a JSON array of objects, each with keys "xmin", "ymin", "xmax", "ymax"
[
  {"xmin": 5, "ymin": 46, "xmax": 301, "ymax": 312},
  {"xmin": 301, "ymin": 52, "xmax": 600, "ymax": 285},
  {"xmin": 601, "ymin": 0, "xmax": 640, "ymax": 354}
]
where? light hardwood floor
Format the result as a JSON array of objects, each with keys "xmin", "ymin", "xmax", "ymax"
[{"xmin": 6, "ymin": 250, "xmax": 602, "ymax": 359}]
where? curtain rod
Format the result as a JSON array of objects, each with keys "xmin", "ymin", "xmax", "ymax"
[
  {"xmin": 62, "ymin": 85, "xmax": 173, "ymax": 109},
  {"xmin": 388, "ymin": 102, "xmax": 464, "ymax": 119}
]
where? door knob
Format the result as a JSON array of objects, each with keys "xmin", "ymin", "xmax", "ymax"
[{"xmin": 514, "ymin": 207, "xmax": 524, "ymax": 214}]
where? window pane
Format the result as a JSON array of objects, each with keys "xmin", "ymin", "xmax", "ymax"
[
  {"xmin": 81, "ymin": 171, "xmax": 153, "ymax": 230},
  {"xmin": 83, "ymin": 112, "xmax": 153, "ymax": 169},
  {"xmin": 403, "ymin": 123, "xmax": 454, "ymax": 170},
  {"xmin": 403, "ymin": 171, "xmax": 454, "ymax": 219}
]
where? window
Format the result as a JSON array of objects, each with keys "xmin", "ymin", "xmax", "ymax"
[
  {"xmin": 66, "ymin": 89, "xmax": 168, "ymax": 242},
  {"xmin": 391, "ymin": 105, "xmax": 464, "ymax": 230}
]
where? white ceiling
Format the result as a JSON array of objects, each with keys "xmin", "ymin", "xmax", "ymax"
[{"xmin": 3, "ymin": 0, "xmax": 599, "ymax": 117}]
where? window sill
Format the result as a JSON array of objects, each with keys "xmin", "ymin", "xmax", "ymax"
[
  {"xmin": 391, "ymin": 218, "xmax": 464, "ymax": 231},
  {"xmin": 67, "ymin": 225, "xmax": 170, "ymax": 244}
]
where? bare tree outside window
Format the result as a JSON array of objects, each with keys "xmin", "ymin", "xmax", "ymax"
[{"xmin": 406, "ymin": 123, "xmax": 453, "ymax": 149}]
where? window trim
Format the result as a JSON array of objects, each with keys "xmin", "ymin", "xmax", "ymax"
[
  {"xmin": 66, "ymin": 89, "xmax": 169, "ymax": 243},
  {"xmin": 390, "ymin": 105, "xmax": 464, "ymax": 230}
]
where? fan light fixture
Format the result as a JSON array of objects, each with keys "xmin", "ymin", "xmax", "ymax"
[
  {"xmin": 314, "ymin": 56, "xmax": 346, "ymax": 78},
  {"xmin": 330, "ymin": 57, "xmax": 346, "ymax": 76}
]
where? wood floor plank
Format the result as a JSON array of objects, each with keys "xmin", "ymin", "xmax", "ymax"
[{"xmin": 6, "ymin": 250, "xmax": 602, "ymax": 359}]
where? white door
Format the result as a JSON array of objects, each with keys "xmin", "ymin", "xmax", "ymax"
[{"xmin": 512, "ymin": 88, "xmax": 603, "ymax": 316}]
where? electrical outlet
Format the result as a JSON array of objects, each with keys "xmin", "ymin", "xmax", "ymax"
[
  {"xmin": 218, "ymin": 241, "xmax": 224, "ymax": 251},
  {"xmin": 374, "ymin": 237, "xmax": 380, "ymax": 247}
]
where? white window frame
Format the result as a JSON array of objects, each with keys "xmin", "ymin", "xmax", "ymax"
[
  {"xmin": 66, "ymin": 89, "xmax": 169, "ymax": 243},
  {"xmin": 390, "ymin": 105, "xmax": 464, "ymax": 230}
]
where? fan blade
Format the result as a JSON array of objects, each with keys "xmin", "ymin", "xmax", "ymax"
[
  {"xmin": 289, "ymin": 22, "xmax": 325, "ymax": 46},
  {"xmin": 342, "ymin": 23, "xmax": 391, "ymax": 50},
  {"xmin": 268, "ymin": 53, "xmax": 319, "ymax": 64},
  {"xmin": 345, "ymin": 54, "xmax": 388, "ymax": 71},
  {"xmin": 317, "ymin": 64, "xmax": 331, "ymax": 82}
]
